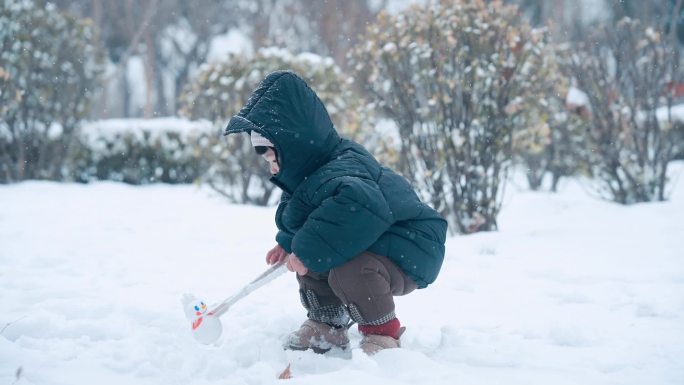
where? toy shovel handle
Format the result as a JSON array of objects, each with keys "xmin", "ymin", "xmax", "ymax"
[{"xmin": 209, "ymin": 261, "xmax": 287, "ymax": 317}]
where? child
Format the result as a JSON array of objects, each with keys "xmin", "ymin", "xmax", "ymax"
[{"xmin": 223, "ymin": 70, "xmax": 447, "ymax": 355}]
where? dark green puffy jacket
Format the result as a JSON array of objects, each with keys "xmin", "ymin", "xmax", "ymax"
[{"xmin": 224, "ymin": 71, "xmax": 447, "ymax": 288}]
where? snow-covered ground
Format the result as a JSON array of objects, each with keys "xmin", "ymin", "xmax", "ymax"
[{"xmin": 1, "ymin": 165, "xmax": 683, "ymax": 385}]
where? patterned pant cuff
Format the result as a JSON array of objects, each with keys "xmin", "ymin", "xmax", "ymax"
[
  {"xmin": 308, "ymin": 305, "xmax": 350, "ymax": 327},
  {"xmin": 300, "ymin": 289, "xmax": 349, "ymax": 327},
  {"xmin": 348, "ymin": 303, "xmax": 396, "ymax": 326}
]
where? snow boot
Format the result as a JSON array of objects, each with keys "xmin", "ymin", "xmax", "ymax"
[
  {"xmin": 284, "ymin": 319, "xmax": 350, "ymax": 353},
  {"xmin": 358, "ymin": 318, "xmax": 405, "ymax": 355},
  {"xmin": 359, "ymin": 327, "xmax": 405, "ymax": 355}
]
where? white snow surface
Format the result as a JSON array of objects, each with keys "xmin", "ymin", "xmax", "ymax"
[
  {"xmin": 81, "ymin": 117, "xmax": 214, "ymax": 136},
  {"xmin": 1, "ymin": 165, "xmax": 684, "ymax": 385},
  {"xmin": 566, "ymin": 86, "xmax": 589, "ymax": 108},
  {"xmin": 207, "ymin": 29, "xmax": 253, "ymax": 63},
  {"xmin": 657, "ymin": 103, "xmax": 684, "ymax": 123}
]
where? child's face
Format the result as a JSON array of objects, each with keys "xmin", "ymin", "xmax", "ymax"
[{"xmin": 261, "ymin": 148, "xmax": 280, "ymax": 175}]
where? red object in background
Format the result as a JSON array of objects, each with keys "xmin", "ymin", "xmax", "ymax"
[{"xmin": 665, "ymin": 82, "xmax": 684, "ymax": 98}]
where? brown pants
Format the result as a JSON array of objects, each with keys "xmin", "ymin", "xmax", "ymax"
[{"xmin": 296, "ymin": 251, "xmax": 417, "ymax": 327}]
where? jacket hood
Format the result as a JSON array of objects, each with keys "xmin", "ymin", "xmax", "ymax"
[{"xmin": 223, "ymin": 71, "xmax": 341, "ymax": 193}]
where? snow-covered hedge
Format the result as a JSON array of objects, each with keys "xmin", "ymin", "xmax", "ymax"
[
  {"xmin": 0, "ymin": 0, "xmax": 104, "ymax": 182},
  {"xmin": 0, "ymin": 118, "xmax": 217, "ymax": 185},
  {"xmin": 179, "ymin": 47, "xmax": 362, "ymax": 205},
  {"xmin": 560, "ymin": 18, "xmax": 683, "ymax": 204},
  {"xmin": 510, "ymin": 69, "xmax": 587, "ymax": 192},
  {"xmin": 68, "ymin": 118, "xmax": 216, "ymax": 184},
  {"xmin": 350, "ymin": 0, "xmax": 561, "ymax": 233}
]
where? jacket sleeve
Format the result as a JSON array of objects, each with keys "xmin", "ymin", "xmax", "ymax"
[
  {"xmin": 276, "ymin": 230, "xmax": 294, "ymax": 253},
  {"xmin": 275, "ymin": 192, "xmax": 294, "ymax": 253},
  {"xmin": 291, "ymin": 176, "xmax": 394, "ymax": 273}
]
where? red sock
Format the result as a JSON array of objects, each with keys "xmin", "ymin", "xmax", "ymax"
[{"xmin": 358, "ymin": 318, "xmax": 401, "ymax": 339}]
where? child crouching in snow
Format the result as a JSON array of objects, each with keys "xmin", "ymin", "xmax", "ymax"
[{"xmin": 223, "ymin": 71, "xmax": 447, "ymax": 355}]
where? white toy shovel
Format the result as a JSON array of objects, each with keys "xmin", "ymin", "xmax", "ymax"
[{"xmin": 182, "ymin": 262, "xmax": 287, "ymax": 345}]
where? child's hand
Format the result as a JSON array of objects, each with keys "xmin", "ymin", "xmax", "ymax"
[
  {"xmin": 266, "ymin": 244, "xmax": 288, "ymax": 265},
  {"xmin": 286, "ymin": 253, "xmax": 308, "ymax": 276}
]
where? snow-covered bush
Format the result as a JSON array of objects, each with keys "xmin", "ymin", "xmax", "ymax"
[
  {"xmin": 560, "ymin": 18, "xmax": 682, "ymax": 204},
  {"xmin": 179, "ymin": 47, "xmax": 362, "ymax": 205},
  {"xmin": 510, "ymin": 52, "xmax": 587, "ymax": 192},
  {"xmin": 350, "ymin": 0, "xmax": 559, "ymax": 233},
  {"xmin": 0, "ymin": 0, "xmax": 104, "ymax": 182},
  {"xmin": 68, "ymin": 119, "xmax": 215, "ymax": 184}
]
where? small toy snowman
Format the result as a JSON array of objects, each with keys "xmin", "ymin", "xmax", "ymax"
[{"xmin": 182, "ymin": 294, "xmax": 223, "ymax": 345}]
